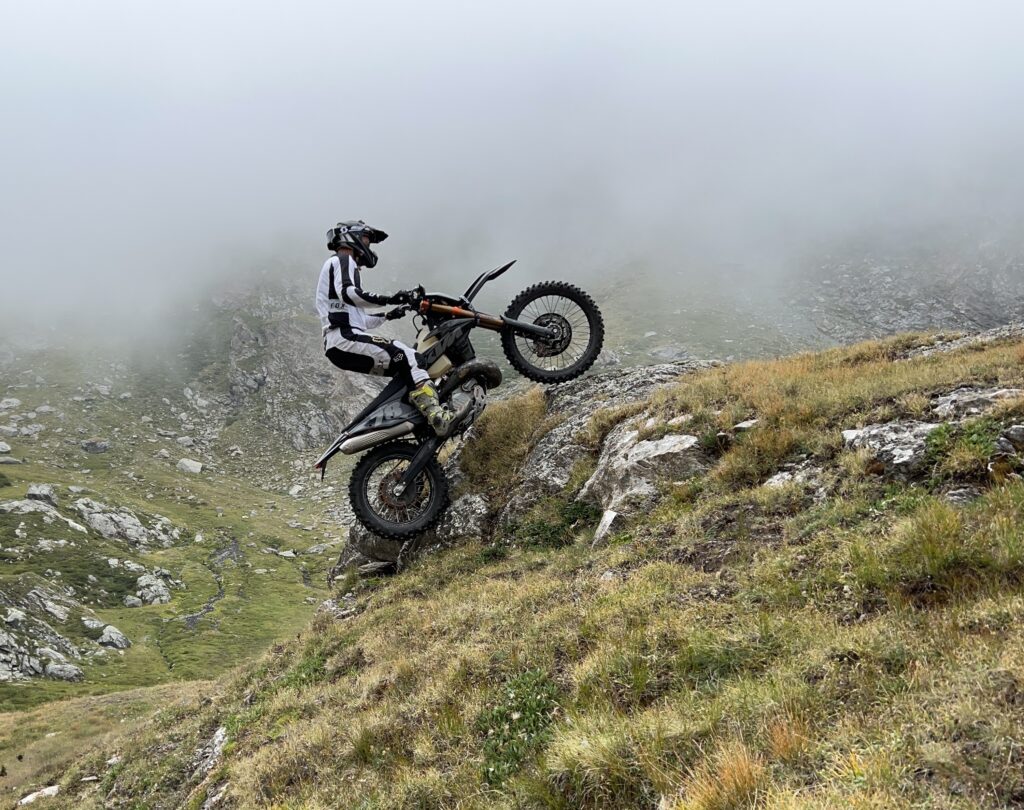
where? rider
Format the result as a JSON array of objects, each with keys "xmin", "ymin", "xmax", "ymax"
[{"xmin": 316, "ymin": 220, "xmax": 468, "ymax": 436}]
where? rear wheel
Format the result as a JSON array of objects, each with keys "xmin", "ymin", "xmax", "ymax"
[
  {"xmin": 349, "ymin": 442, "xmax": 449, "ymax": 539},
  {"xmin": 501, "ymin": 281, "xmax": 604, "ymax": 383}
]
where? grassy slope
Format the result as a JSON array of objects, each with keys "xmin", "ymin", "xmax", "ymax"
[
  {"xmin": 0, "ymin": 325, "xmax": 352, "ymax": 799},
  {"xmin": 24, "ymin": 332, "xmax": 1024, "ymax": 808}
]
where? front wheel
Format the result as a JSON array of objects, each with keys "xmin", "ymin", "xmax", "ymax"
[
  {"xmin": 349, "ymin": 442, "xmax": 449, "ymax": 539},
  {"xmin": 501, "ymin": 281, "xmax": 605, "ymax": 383}
]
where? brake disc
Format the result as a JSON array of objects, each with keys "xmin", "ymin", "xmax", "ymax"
[{"xmin": 531, "ymin": 312, "xmax": 573, "ymax": 357}]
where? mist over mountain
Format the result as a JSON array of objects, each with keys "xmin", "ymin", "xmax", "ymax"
[{"xmin": 4, "ymin": 1, "xmax": 1024, "ymax": 342}]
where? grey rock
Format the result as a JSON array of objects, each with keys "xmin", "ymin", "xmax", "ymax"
[
  {"xmin": 733, "ymin": 419, "xmax": 759, "ymax": 431},
  {"xmin": 81, "ymin": 438, "xmax": 111, "ymax": 453},
  {"xmin": 17, "ymin": 785, "xmax": 60, "ymax": 804},
  {"xmin": 1003, "ymin": 425, "xmax": 1024, "ymax": 450},
  {"xmin": 20, "ymin": 424, "xmax": 44, "ymax": 437},
  {"xmin": 37, "ymin": 646, "xmax": 67, "ymax": 663},
  {"xmin": 26, "ymin": 483, "xmax": 58, "ymax": 506},
  {"xmin": 764, "ymin": 461, "xmax": 821, "ymax": 489},
  {"xmin": 499, "ymin": 362, "xmax": 705, "ymax": 524},
  {"xmin": 0, "ymin": 397, "xmax": 21, "ymax": 410},
  {"xmin": 98, "ymin": 625, "xmax": 131, "ymax": 649},
  {"xmin": 74, "ymin": 498, "xmax": 153, "ymax": 545},
  {"xmin": 843, "ymin": 420, "xmax": 942, "ymax": 478},
  {"xmin": 45, "ymin": 662, "xmax": 83, "ymax": 681},
  {"xmin": 123, "ymin": 595, "xmax": 144, "ymax": 608},
  {"xmin": 177, "ymin": 458, "xmax": 203, "ymax": 474},
  {"xmin": 0, "ymin": 456, "xmax": 22, "ymax": 464},
  {"xmin": 931, "ymin": 387, "xmax": 1024, "ymax": 419},
  {"xmin": 0, "ymin": 426, "xmax": 17, "ymax": 438},
  {"xmin": 578, "ymin": 424, "xmax": 707, "ymax": 514},
  {"xmin": 81, "ymin": 616, "xmax": 105, "ymax": 631},
  {"xmin": 0, "ymin": 441, "xmax": 10, "ymax": 453},
  {"xmin": 177, "ymin": 436, "xmax": 195, "ymax": 447},
  {"xmin": 943, "ymin": 487, "xmax": 984, "ymax": 507},
  {"xmin": 4, "ymin": 608, "xmax": 26, "ymax": 626},
  {"xmin": 135, "ymin": 574, "xmax": 171, "ymax": 605}
]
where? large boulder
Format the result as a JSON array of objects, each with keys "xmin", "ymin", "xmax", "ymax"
[
  {"xmin": 842, "ymin": 421, "xmax": 942, "ymax": 478},
  {"xmin": 499, "ymin": 361, "xmax": 704, "ymax": 524},
  {"xmin": 177, "ymin": 458, "xmax": 203, "ymax": 474},
  {"xmin": 26, "ymin": 483, "xmax": 58, "ymax": 507},
  {"xmin": 44, "ymin": 662, "xmax": 83, "ymax": 681},
  {"xmin": 98, "ymin": 625, "xmax": 131, "ymax": 649},
  {"xmin": 134, "ymin": 574, "xmax": 172, "ymax": 605},
  {"xmin": 578, "ymin": 423, "xmax": 708, "ymax": 513}
]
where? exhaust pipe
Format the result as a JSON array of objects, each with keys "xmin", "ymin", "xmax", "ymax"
[{"xmin": 339, "ymin": 421, "xmax": 414, "ymax": 454}]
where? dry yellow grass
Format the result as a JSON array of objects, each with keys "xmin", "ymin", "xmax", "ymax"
[{"xmin": 672, "ymin": 739, "xmax": 765, "ymax": 810}]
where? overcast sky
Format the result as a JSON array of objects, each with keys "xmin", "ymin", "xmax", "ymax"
[{"xmin": 3, "ymin": 1, "xmax": 1024, "ymax": 331}]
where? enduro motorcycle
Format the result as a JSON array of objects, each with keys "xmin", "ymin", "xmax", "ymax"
[{"xmin": 314, "ymin": 261, "xmax": 604, "ymax": 538}]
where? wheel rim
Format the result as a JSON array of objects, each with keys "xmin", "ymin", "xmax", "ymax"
[
  {"xmin": 514, "ymin": 295, "xmax": 594, "ymax": 373},
  {"xmin": 364, "ymin": 455, "xmax": 433, "ymax": 525}
]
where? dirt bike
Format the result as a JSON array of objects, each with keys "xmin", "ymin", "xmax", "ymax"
[{"xmin": 314, "ymin": 261, "xmax": 605, "ymax": 539}]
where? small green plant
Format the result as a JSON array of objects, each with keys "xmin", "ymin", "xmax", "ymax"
[
  {"xmin": 478, "ymin": 669, "xmax": 560, "ymax": 785},
  {"xmin": 0, "ymin": 472, "xmax": 10, "ymax": 489},
  {"xmin": 506, "ymin": 499, "xmax": 602, "ymax": 548}
]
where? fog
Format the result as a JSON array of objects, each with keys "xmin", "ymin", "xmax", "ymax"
[{"xmin": 3, "ymin": 1, "xmax": 1024, "ymax": 335}]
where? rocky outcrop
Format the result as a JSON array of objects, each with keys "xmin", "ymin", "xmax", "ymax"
[
  {"xmin": 931, "ymin": 387, "xmax": 1023, "ymax": 419},
  {"xmin": 1, "ymin": 579, "xmax": 117, "ymax": 683},
  {"xmin": 73, "ymin": 498, "xmax": 181, "ymax": 548},
  {"xmin": 131, "ymin": 574, "xmax": 172, "ymax": 606},
  {"xmin": 842, "ymin": 421, "xmax": 942, "ymax": 478},
  {"xmin": 335, "ymin": 489, "xmax": 491, "ymax": 572},
  {"xmin": 499, "ymin": 361, "xmax": 705, "ymax": 524},
  {"xmin": 331, "ymin": 362, "xmax": 706, "ymax": 572},
  {"xmin": 99, "ymin": 625, "xmax": 131, "ymax": 649},
  {"xmin": 578, "ymin": 425, "xmax": 707, "ymax": 513}
]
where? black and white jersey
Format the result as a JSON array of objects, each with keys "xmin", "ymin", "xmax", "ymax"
[{"xmin": 315, "ymin": 254, "xmax": 388, "ymax": 347}]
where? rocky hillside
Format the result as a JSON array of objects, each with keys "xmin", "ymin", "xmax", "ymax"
[{"xmin": 16, "ymin": 322, "xmax": 1024, "ymax": 809}]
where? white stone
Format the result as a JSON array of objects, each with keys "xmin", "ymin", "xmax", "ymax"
[
  {"xmin": 734, "ymin": 419, "xmax": 759, "ymax": 431},
  {"xmin": 0, "ymin": 398, "xmax": 21, "ymax": 410},
  {"xmin": 177, "ymin": 458, "xmax": 203, "ymax": 474},
  {"xmin": 18, "ymin": 785, "xmax": 60, "ymax": 804},
  {"xmin": 4, "ymin": 608, "xmax": 27, "ymax": 625},
  {"xmin": 843, "ymin": 421, "xmax": 942, "ymax": 477},
  {"xmin": 288, "ymin": 485, "xmax": 303, "ymax": 497},
  {"xmin": 135, "ymin": 574, "xmax": 171, "ymax": 604},
  {"xmin": 98, "ymin": 625, "xmax": 131, "ymax": 649},
  {"xmin": 579, "ymin": 424, "xmax": 707, "ymax": 514},
  {"xmin": 0, "ymin": 441, "xmax": 10, "ymax": 453}
]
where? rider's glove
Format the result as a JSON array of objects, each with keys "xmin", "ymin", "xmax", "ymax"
[
  {"xmin": 385, "ymin": 307, "xmax": 407, "ymax": 321},
  {"xmin": 388, "ymin": 289, "xmax": 418, "ymax": 306}
]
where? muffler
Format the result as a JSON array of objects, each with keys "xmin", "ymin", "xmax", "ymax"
[{"xmin": 339, "ymin": 421, "xmax": 414, "ymax": 454}]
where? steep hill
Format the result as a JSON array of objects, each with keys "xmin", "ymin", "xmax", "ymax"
[{"xmin": 16, "ymin": 323, "xmax": 1024, "ymax": 809}]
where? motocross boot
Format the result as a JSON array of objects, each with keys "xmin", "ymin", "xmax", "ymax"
[{"xmin": 409, "ymin": 381, "xmax": 471, "ymax": 437}]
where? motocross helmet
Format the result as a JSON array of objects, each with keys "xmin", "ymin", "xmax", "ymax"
[{"xmin": 326, "ymin": 220, "xmax": 389, "ymax": 268}]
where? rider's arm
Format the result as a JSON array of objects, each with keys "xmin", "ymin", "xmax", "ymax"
[{"xmin": 339, "ymin": 257, "xmax": 395, "ymax": 308}]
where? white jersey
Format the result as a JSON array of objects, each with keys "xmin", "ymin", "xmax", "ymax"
[{"xmin": 315, "ymin": 254, "xmax": 388, "ymax": 350}]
